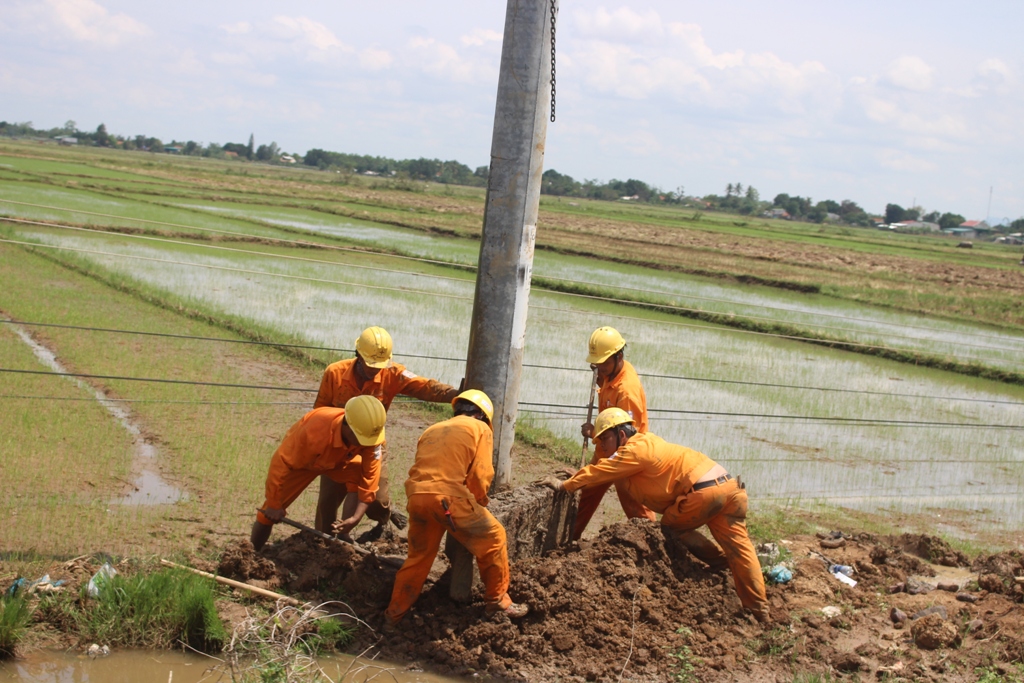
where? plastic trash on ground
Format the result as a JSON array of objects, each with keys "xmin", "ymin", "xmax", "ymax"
[
  {"xmin": 820, "ymin": 606, "xmax": 842, "ymax": 618},
  {"xmin": 87, "ymin": 563, "xmax": 118, "ymax": 598},
  {"xmin": 766, "ymin": 565, "xmax": 793, "ymax": 584},
  {"xmin": 829, "ymin": 564, "xmax": 857, "ymax": 587}
]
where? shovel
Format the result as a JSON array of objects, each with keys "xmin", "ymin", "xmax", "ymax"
[{"xmin": 580, "ymin": 367, "xmax": 599, "ymax": 468}]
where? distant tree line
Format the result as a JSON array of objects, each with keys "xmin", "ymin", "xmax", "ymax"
[
  {"xmin": 4, "ymin": 118, "xmax": 1020, "ymax": 230},
  {"xmin": 0, "ymin": 120, "xmax": 289, "ymax": 163},
  {"xmin": 303, "ymin": 148, "xmax": 488, "ymax": 186}
]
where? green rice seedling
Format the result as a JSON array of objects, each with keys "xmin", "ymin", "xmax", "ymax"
[
  {"xmin": 49, "ymin": 567, "xmax": 226, "ymax": 651},
  {"xmin": 0, "ymin": 595, "xmax": 31, "ymax": 658}
]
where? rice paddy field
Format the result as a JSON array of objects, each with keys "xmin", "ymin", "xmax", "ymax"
[{"xmin": 1, "ymin": 139, "xmax": 1023, "ymax": 564}]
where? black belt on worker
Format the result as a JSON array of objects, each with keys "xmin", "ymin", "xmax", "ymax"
[{"xmin": 691, "ymin": 474, "xmax": 732, "ymax": 492}]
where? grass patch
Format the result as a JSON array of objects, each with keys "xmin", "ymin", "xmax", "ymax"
[
  {"xmin": 0, "ymin": 595, "xmax": 31, "ymax": 658},
  {"xmin": 39, "ymin": 567, "xmax": 226, "ymax": 651}
]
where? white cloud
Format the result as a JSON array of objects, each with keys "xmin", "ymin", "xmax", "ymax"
[
  {"xmin": 877, "ymin": 149, "xmax": 936, "ymax": 173},
  {"xmin": 272, "ymin": 15, "xmax": 344, "ymax": 53},
  {"xmin": 359, "ymin": 48, "xmax": 393, "ymax": 71},
  {"xmin": 406, "ymin": 37, "xmax": 494, "ymax": 83},
  {"xmin": 46, "ymin": 0, "xmax": 149, "ymax": 47},
  {"xmin": 568, "ymin": 11, "xmax": 836, "ymax": 115},
  {"xmin": 221, "ymin": 21, "xmax": 251, "ymax": 35},
  {"xmin": 575, "ymin": 7, "xmax": 665, "ymax": 42},
  {"xmin": 883, "ymin": 55, "xmax": 933, "ymax": 91},
  {"xmin": 460, "ymin": 28, "xmax": 501, "ymax": 47}
]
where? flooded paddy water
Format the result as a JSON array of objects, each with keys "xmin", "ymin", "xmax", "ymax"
[
  {"xmin": 0, "ymin": 649, "xmax": 464, "ymax": 683},
  {"xmin": 7, "ymin": 322, "xmax": 185, "ymax": 506},
  {"xmin": 2, "ymin": 170, "xmax": 1023, "ymax": 538}
]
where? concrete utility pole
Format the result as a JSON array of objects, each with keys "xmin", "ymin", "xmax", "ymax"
[
  {"xmin": 465, "ymin": 0, "xmax": 552, "ymax": 489},
  {"xmin": 448, "ymin": 0, "xmax": 554, "ymax": 601}
]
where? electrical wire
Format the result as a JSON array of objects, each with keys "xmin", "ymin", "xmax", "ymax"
[
  {"xmin": 4, "ymin": 318, "xmax": 1023, "ymax": 406},
  {"xmin": 518, "ymin": 400, "xmax": 1023, "ymax": 429},
  {"xmin": 7, "ymin": 233, "xmax": 1022, "ymax": 371},
  {"xmin": 3, "ymin": 367, "xmax": 1019, "ymax": 430},
  {"xmin": 8, "ymin": 214, "xmax": 1023, "ymax": 356},
  {"xmin": 4, "ymin": 197, "xmax": 1020, "ymax": 346}
]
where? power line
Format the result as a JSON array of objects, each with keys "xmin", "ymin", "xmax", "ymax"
[
  {"xmin": 4, "ymin": 368, "xmax": 1021, "ymax": 429},
  {"xmin": 4, "ymin": 204, "xmax": 1019, "ymax": 352},
  {"xmin": 0, "ymin": 394, "xmax": 309, "ymax": 405},
  {"xmin": 0, "ymin": 367, "xmax": 317, "ymax": 393},
  {"xmin": 5, "ymin": 198, "xmax": 1020, "ymax": 347},
  {"xmin": 527, "ymin": 302, "xmax": 1024, "ymax": 368},
  {"xmin": 0, "ymin": 217, "xmax": 475, "ymax": 287},
  {"xmin": 5, "ymin": 318, "xmax": 1023, "ymax": 406},
  {"xmin": 8, "ymin": 234, "xmax": 1022, "ymax": 372},
  {"xmin": 518, "ymin": 400, "xmax": 1023, "ymax": 429}
]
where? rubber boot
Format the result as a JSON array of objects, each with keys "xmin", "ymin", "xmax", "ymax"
[{"xmin": 250, "ymin": 520, "xmax": 273, "ymax": 552}]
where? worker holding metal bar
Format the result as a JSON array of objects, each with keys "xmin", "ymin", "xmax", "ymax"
[
  {"xmin": 313, "ymin": 326, "xmax": 460, "ymax": 540},
  {"xmin": 574, "ymin": 326, "xmax": 658, "ymax": 537},
  {"xmin": 544, "ymin": 407, "xmax": 770, "ymax": 623},
  {"xmin": 578, "ymin": 326, "xmax": 730, "ymax": 570},
  {"xmin": 384, "ymin": 389, "xmax": 528, "ymax": 628},
  {"xmin": 250, "ymin": 395, "xmax": 387, "ymax": 551}
]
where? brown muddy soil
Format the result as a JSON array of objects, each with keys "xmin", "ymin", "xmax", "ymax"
[{"xmin": 213, "ymin": 524, "xmax": 1024, "ymax": 682}]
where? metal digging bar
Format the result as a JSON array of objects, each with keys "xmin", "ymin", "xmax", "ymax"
[{"xmin": 258, "ymin": 510, "xmax": 406, "ymax": 568}]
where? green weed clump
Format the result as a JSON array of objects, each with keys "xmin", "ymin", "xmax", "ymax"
[
  {"xmin": 40, "ymin": 568, "xmax": 226, "ymax": 652},
  {"xmin": 0, "ymin": 595, "xmax": 32, "ymax": 658}
]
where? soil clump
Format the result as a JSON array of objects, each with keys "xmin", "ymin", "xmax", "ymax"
[{"xmin": 211, "ymin": 524, "xmax": 1024, "ymax": 682}]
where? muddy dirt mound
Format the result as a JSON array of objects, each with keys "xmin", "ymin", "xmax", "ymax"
[
  {"xmin": 218, "ymin": 540, "xmax": 278, "ymax": 582},
  {"xmin": 352, "ymin": 519, "xmax": 765, "ymax": 681},
  {"xmin": 973, "ymin": 550, "xmax": 1024, "ymax": 601},
  {"xmin": 891, "ymin": 533, "xmax": 970, "ymax": 567},
  {"xmin": 870, "ymin": 542, "xmax": 937, "ymax": 576},
  {"xmin": 974, "ymin": 550, "xmax": 1024, "ymax": 580}
]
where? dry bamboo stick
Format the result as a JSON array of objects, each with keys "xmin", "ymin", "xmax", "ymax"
[{"xmin": 160, "ymin": 559, "xmax": 301, "ymax": 605}]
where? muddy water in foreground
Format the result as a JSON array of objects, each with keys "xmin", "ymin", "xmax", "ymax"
[{"xmin": 0, "ymin": 650, "xmax": 466, "ymax": 682}]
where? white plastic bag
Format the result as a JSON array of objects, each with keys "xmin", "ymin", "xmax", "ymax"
[{"xmin": 87, "ymin": 563, "xmax": 117, "ymax": 598}]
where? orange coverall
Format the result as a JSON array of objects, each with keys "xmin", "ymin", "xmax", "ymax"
[
  {"xmin": 313, "ymin": 358, "xmax": 458, "ymax": 523},
  {"xmin": 256, "ymin": 407, "xmax": 381, "ymax": 527},
  {"xmin": 385, "ymin": 415, "xmax": 512, "ymax": 624},
  {"xmin": 563, "ymin": 432, "xmax": 768, "ymax": 618},
  {"xmin": 574, "ymin": 360, "xmax": 656, "ymax": 539}
]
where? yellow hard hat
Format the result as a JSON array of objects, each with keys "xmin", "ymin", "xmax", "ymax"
[
  {"xmin": 354, "ymin": 326, "xmax": 393, "ymax": 368},
  {"xmin": 592, "ymin": 407, "xmax": 634, "ymax": 439},
  {"xmin": 343, "ymin": 395, "xmax": 387, "ymax": 446},
  {"xmin": 586, "ymin": 326, "xmax": 626, "ymax": 364},
  {"xmin": 452, "ymin": 389, "xmax": 494, "ymax": 423}
]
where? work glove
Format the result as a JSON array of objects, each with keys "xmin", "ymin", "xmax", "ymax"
[{"xmin": 534, "ymin": 475, "xmax": 564, "ymax": 491}]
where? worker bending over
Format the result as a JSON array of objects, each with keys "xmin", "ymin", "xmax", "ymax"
[
  {"xmin": 314, "ymin": 326, "xmax": 460, "ymax": 539},
  {"xmin": 385, "ymin": 390, "xmax": 528, "ymax": 627},
  {"xmin": 250, "ymin": 395, "xmax": 387, "ymax": 552},
  {"xmin": 579, "ymin": 326, "xmax": 729, "ymax": 570},
  {"xmin": 545, "ymin": 407, "xmax": 769, "ymax": 622},
  {"xmin": 576, "ymin": 326, "xmax": 657, "ymax": 538}
]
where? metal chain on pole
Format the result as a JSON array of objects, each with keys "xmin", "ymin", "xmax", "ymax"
[{"xmin": 549, "ymin": 0, "xmax": 557, "ymax": 122}]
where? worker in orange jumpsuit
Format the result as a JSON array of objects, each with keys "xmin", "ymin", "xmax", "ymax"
[
  {"xmin": 384, "ymin": 390, "xmax": 528, "ymax": 627},
  {"xmin": 578, "ymin": 326, "xmax": 729, "ymax": 570},
  {"xmin": 313, "ymin": 326, "xmax": 460, "ymax": 539},
  {"xmin": 250, "ymin": 395, "xmax": 387, "ymax": 551},
  {"xmin": 576, "ymin": 326, "xmax": 657, "ymax": 539},
  {"xmin": 544, "ymin": 407, "xmax": 769, "ymax": 623}
]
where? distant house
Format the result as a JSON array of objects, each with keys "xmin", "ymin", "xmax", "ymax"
[
  {"xmin": 893, "ymin": 221, "xmax": 940, "ymax": 232},
  {"xmin": 764, "ymin": 208, "xmax": 790, "ymax": 219},
  {"xmin": 56, "ymin": 136, "xmax": 77, "ymax": 146},
  {"xmin": 944, "ymin": 227, "xmax": 977, "ymax": 239},
  {"xmin": 279, "ymin": 154, "xmax": 296, "ymax": 164},
  {"xmin": 224, "ymin": 151, "xmax": 238, "ymax": 159},
  {"xmin": 825, "ymin": 212, "xmax": 841, "ymax": 223},
  {"xmin": 961, "ymin": 220, "xmax": 995, "ymax": 239},
  {"xmin": 164, "ymin": 146, "xmax": 182, "ymax": 154},
  {"xmin": 619, "ymin": 194, "xmax": 640, "ymax": 201}
]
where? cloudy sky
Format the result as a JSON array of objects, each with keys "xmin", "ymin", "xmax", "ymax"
[{"xmin": 2, "ymin": 0, "xmax": 1022, "ymax": 219}]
